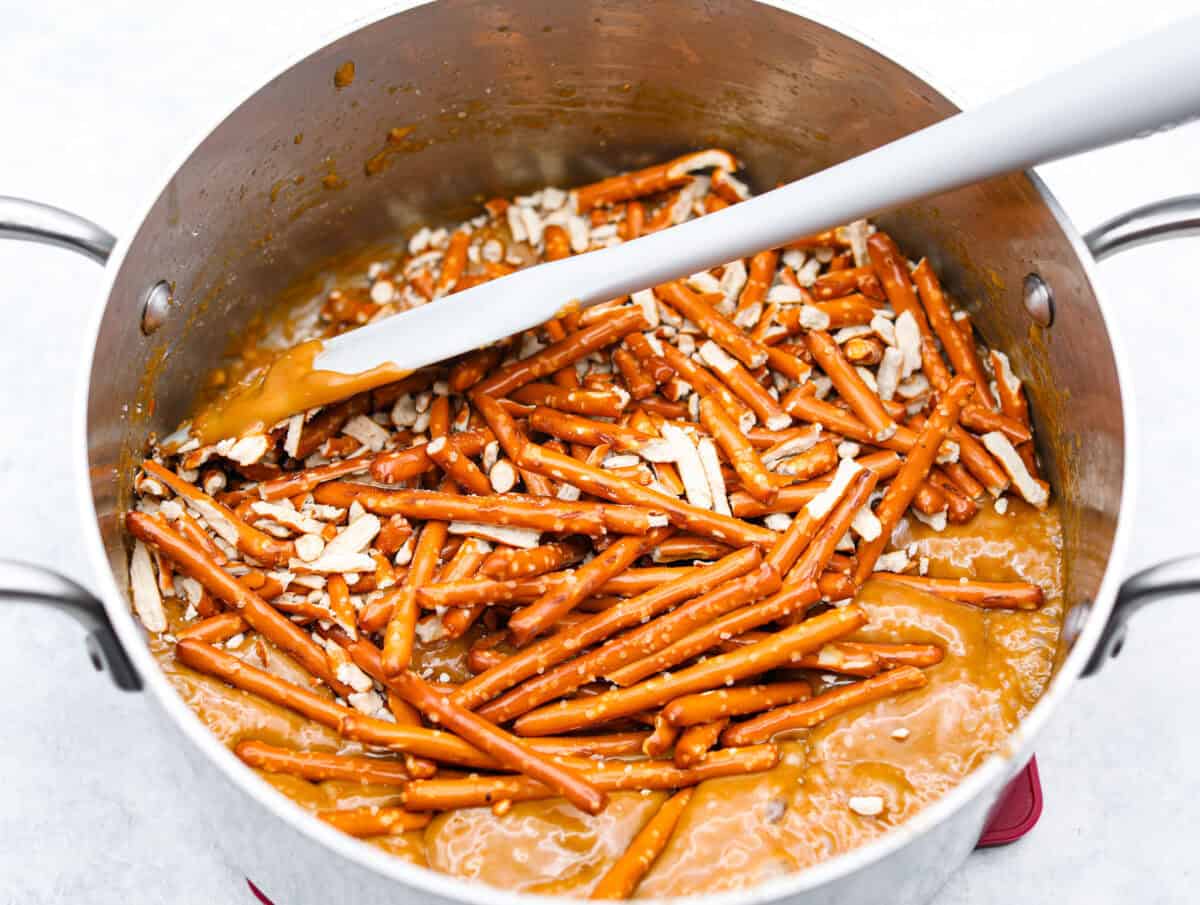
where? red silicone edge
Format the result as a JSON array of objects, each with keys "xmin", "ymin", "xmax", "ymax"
[
  {"xmin": 247, "ymin": 758, "xmax": 1044, "ymax": 901},
  {"xmin": 976, "ymin": 757, "xmax": 1043, "ymax": 847}
]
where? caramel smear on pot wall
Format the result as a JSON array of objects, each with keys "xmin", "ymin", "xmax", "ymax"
[{"xmin": 127, "ymin": 149, "xmax": 1064, "ymax": 899}]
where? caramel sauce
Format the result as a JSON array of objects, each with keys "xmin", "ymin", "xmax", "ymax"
[
  {"xmin": 152, "ymin": 501, "xmax": 1063, "ymax": 897},
  {"xmin": 190, "ymin": 340, "xmax": 408, "ymax": 445}
]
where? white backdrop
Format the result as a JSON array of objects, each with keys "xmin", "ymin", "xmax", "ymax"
[{"xmin": 1, "ymin": 1, "xmax": 1198, "ymax": 902}]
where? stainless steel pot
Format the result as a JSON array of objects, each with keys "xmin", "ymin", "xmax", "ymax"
[{"xmin": 3, "ymin": 2, "xmax": 1199, "ymax": 902}]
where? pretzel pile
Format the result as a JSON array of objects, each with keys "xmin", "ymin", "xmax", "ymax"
[{"xmin": 126, "ymin": 150, "xmax": 1051, "ymax": 897}]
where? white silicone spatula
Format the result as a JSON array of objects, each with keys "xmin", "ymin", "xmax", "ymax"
[{"xmin": 315, "ymin": 16, "xmax": 1200, "ymax": 378}]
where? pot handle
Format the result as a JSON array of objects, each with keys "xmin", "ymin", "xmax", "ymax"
[
  {"xmin": 0, "ymin": 196, "xmax": 116, "ymax": 264},
  {"xmin": 1081, "ymin": 195, "xmax": 1200, "ymax": 675},
  {"xmin": 1, "ymin": 561, "xmax": 141, "ymax": 690},
  {"xmin": 1, "ymin": 197, "xmax": 138, "ymax": 690}
]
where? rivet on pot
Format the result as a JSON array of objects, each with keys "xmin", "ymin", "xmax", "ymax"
[
  {"xmin": 141, "ymin": 280, "xmax": 172, "ymax": 335},
  {"xmin": 1022, "ymin": 273, "xmax": 1054, "ymax": 327}
]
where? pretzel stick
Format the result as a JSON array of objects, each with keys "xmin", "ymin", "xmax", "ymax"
[
  {"xmin": 510, "ymin": 383, "xmax": 627, "ymax": 419},
  {"xmin": 518, "ymin": 443, "xmax": 775, "ymax": 547},
  {"xmin": 781, "ymin": 391, "xmax": 908, "ymax": 453},
  {"xmin": 528, "ymin": 407, "xmax": 655, "ymax": 453},
  {"xmin": 654, "ymin": 281, "xmax": 768, "ymax": 369},
  {"xmin": 612, "ymin": 347, "xmax": 656, "ymax": 400},
  {"xmin": 591, "ymin": 788, "xmax": 694, "ymax": 900},
  {"xmin": 256, "ymin": 454, "xmax": 375, "ymax": 500},
  {"xmin": 449, "ymin": 345, "xmax": 507, "ymax": 393},
  {"xmin": 386, "ymin": 670, "xmax": 607, "ymax": 815},
  {"xmin": 789, "ymin": 468, "xmax": 878, "ymax": 586},
  {"xmin": 771, "ymin": 440, "xmax": 839, "ymax": 481},
  {"xmin": 729, "ymin": 451, "xmax": 901, "ymax": 517},
  {"xmin": 235, "ymin": 740, "xmax": 414, "ymax": 785},
  {"xmin": 316, "ymin": 484, "xmax": 608, "ymax": 536},
  {"xmin": 642, "ymin": 714, "xmax": 681, "ymax": 757},
  {"xmin": 318, "ymin": 806, "xmax": 430, "ymax": 837},
  {"xmin": 525, "ymin": 733, "xmax": 653, "ymax": 758},
  {"xmin": 865, "ymin": 233, "xmax": 930, "ymax": 327},
  {"xmin": 435, "ymin": 229, "xmax": 471, "ymax": 295},
  {"xmin": 959, "ymin": 406, "xmax": 1032, "ymax": 445},
  {"xmin": 369, "ymin": 429, "xmax": 492, "ymax": 484},
  {"xmin": 651, "ymin": 535, "xmax": 734, "ymax": 564},
  {"xmin": 735, "ymin": 249, "xmax": 778, "ymax": 319},
  {"xmin": 810, "ymin": 266, "xmax": 885, "ymax": 301},
  {"xmin": 402, "ymin": 745, "xmax": 779, "ymax": 811},
  {"xmin": 425, "ymin": 436, "xmax": 491, "ymax": 495},
  {"xmin": 292, "ymin": 393, "xmax": 371, "ymax": 460},
  {"xmin": 512, "ymin": 604, "xmax": 868, "ymax": 736},
  {"xmin": 460, "ymin": 548, "xmax": 761, "ymax": 715},
  {"xmin": 141, "ymin": 461, "xmax": 293, "ymax": 566},
  {"xmin": 763, "ymin": 345, "xmax": 812, "ymax": 382},
  {"xmin": 435, "ymin": 539, "xmax": 493, "ymax": 639},
  {"xmin": 806, "ymin": 294, "xmax": 879, "ymax": 328},
  {"xmin": 605, "ymin": 580, "xmax": 821, "ymax": 687},
  {"xmin": 672, "ymin": 721, "xmax": 727, "ymax": 769},
  {"xmin": 475, "ymin": 308, "xmax": 647, "ymax": 398},
  {"xmin": 174, "ymin": 638, "xmax": 496, "ymax": 767},
  {"xmin": 722, "ymin": 666, "xmax": 928, "ymax": 746},
  {"xmin": 949, "ymin": 425, "xmax": 1010, "ymax": 496},
  {"xmin": 853, "ymin": 378, "xmax": 974, "ymax": 583},
  {"xmin": 662, "ymin": 681, "xmax": 812, "ymax": 727},
  {"xmin": 572, "ymin": 149, "xmax": 736, "ymax": 211},
  {"xmin": 698, "ymin": 396, "xmax": 776, "ymax": 504},
  {"xmin": 625, "ymin": 332, "xmax": 674, "ymax": 385},
  {"xmin": 840, "ymin": 641, "xmax": 944, "ymax": 669},
  {"xmin": 698, "ymin": 341, "xmax": 791, "ymax": 430},
  {"xmin": 789, "ymin": 643, "xmax": 881, "ymax": 677},
  {"xmin": 871, "ymin": 573, "xmax": 1043, "ymax": 609},
  {"xmin": 804, "ymin": 331, "xmax": 896, "ymax": 442},
  {"xmin": 176, "ymin": 611, "xmax": 247, "ymax": 643},
  {"xmin": 912, "ymin": 260, "xmax": 996, "ymax": 409},
  {"xmin": 507, "ymin": 527, "xmax": 673, "ymax": 646},
  {"xmin": 658, "ymin": 342, "xmax": 752, "ymax": 425},
  {"xmin": 127, "ymin": 512, "xmax": 349, "ymax": 694},
  {"xmin": 382, "ymin": 511, "xmax": 449, "ymax": 675},
  {"xmin": 480, "ymin": 537, "xmax": 590, "ymax": 580}
]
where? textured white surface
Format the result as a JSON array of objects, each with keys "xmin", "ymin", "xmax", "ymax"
[{"xmin": 1, "ymin": 1, "xmax": 1198, "ymax": 902}]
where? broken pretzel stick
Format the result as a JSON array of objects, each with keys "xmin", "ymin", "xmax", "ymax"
[
  {"xmin": 699, "ymin": 395, "xmax": 776, "ymax": 504},
  {"xmin": 318, "ymin": 806, "xmax": 430, "ymax": 837},
  {"xmin": 572, "ymin": 149, "xmax": 736, "ymax": 211},
  {"xmin": 804, "ymin": 330, "xmax": 896, "ymax": 442},
  {"xmin": 479, "ymin": 537, "xmax": 590, "ymax": 580},
  {"xmin": 510, "ymin": 383, "xmax": 628, "ymax": 419},
  {"xmin": 662, "ymin": 681, "xmax": 812, "ymax": 727},
  {"xmin": 722, "ymin": 665, "xmax": 928, "ymax": 746},
  {"xmin": 874, "ymin": 573, "xmax": 1043, "ymax": 609},
  {"xmin": 672, "ymin": 721, "xmax": 727, "ymax": 769},
  {"xmin": 235, "ymin": 740, "xmax": 414, "ymax": 785}
]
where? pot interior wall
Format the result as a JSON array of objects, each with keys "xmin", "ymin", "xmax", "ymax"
[{"xmin": 90, "ymin": 0, "xmax": 1122, "ymax": 670}]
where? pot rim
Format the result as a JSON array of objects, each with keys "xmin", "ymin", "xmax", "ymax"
[{"xmin": 72, "ymin": 1, "xmax": 1139, "ymax": 901}]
